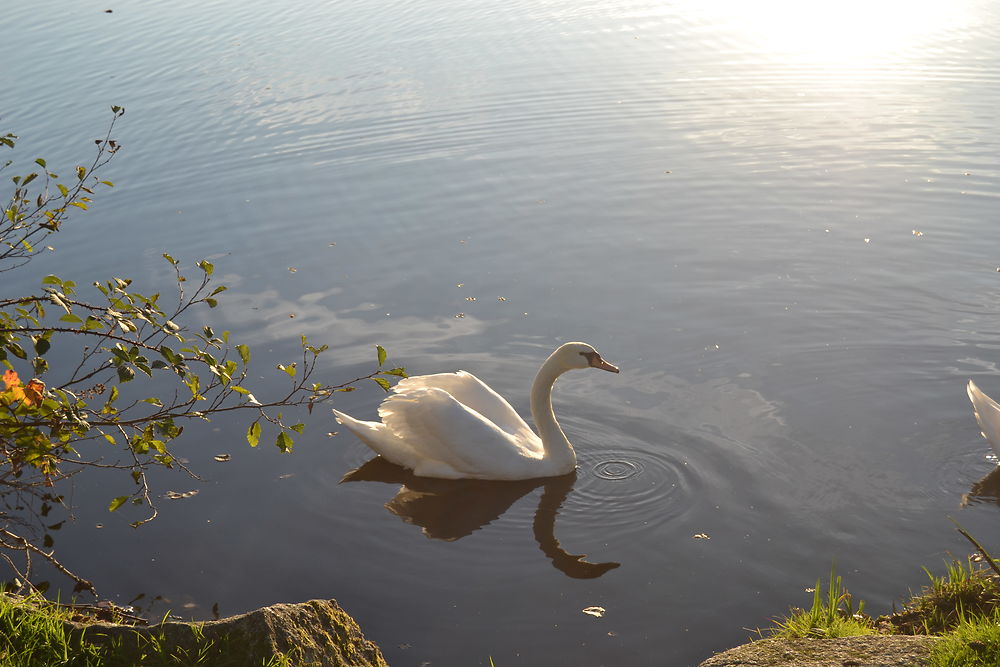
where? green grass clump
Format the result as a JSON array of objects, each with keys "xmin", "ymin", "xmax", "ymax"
[
  {"xmin": 928, "ymin": 607, "xmax": 1000, "ymax": 667},
  {"xmin": 767, "ymin": 567, "xmax": 875, "ymax": 639},
  {"xmin": 887, "ymin": 558, "xmax": 1000, "ymax": 635},
  {"xmin": 0, "ymin": 591, "xmax": 298, "ymax": 667},
  {"xmin": 0, "ymin": 591, "xmax": 105, "ymax": 666}
]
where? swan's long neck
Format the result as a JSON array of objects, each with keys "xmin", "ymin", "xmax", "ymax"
[{"xmin": 529, "ymin": 352, "xmax": 575, "ymax": 470}]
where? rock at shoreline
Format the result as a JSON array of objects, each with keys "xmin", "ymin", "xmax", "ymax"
[
  {"xmin": 63, "ymin": 598, "xmax": 389, "ymax": 667},
  {"xmin": 698, "ymin": 635, "xmax": 940, "ymax": 667}
]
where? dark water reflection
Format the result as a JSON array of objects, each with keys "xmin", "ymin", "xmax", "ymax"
[
  {"xmin": 963, "ymin": 466, "xmax": 1000, "ymax": 508},
  {"xmin": 343, "ymin": 458, "xmax": 620, "ymax": 578}
]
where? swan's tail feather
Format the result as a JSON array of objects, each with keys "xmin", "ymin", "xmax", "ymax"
[
  {"xmin": 332, "ymin": 408, "xmax": 420, "ymax": 469},
  {"xmin": 967, "ymin": 380, "xmax": 1000, "ymax": 458}
]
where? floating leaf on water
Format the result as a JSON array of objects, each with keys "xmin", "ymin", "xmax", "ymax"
[
  {"xmin": 912, "ymin": 230, "xmax": 924, "ymax": 236},
  {"xmin": 497, "ymin": 296, "xmax": 507, "ymax": 301},
  {"xmin": 465, "ymin": 296, "xmax": 477, "ymax": 302},
  {"xmin": 456, "ymin": 283, "xmax": 464, "ymax": 288},
  {"xmin": 288, "ymin": 313, "xmax": 296, "ymax": 318},
  {"xmin": 213, "ymin": 454, "xmax": 231, "ymax": 462},
  {"xmin": 165, "ymin": 490, "xmax": 199, "ymax": 500},
  {"xmin": 288, "ymin": 267, "xmax": 297, "ymax": 272},
  {"xmin": 582, "ymin": 606, "xmax": 606, "ymax": 618},
  {"xmin": 278, "ymin": 473, "xmax": 294, "ymax": 479},
  {"xmin": 692, "ymin": 533, "xmax": 710, "ymax": 540},
  {"xmin": 805, "ymin": 587, "xmax": 816, "ymax": 593},
  {"xmin": 455, "ymin": 313, "xmax": 465, "ymax": 318},
  {"xmin": 326, "ymin": 431, "xmax": 338, "ymax": 437},
  {"xmin": 864, "ymin": 238, "xmax": 871, "ymax": 244}
]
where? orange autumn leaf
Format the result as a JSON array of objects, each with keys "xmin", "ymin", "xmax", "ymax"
[
  {"xmin": 2, "ymin": 369, "xmax": 26, "ymax": 404},
  {"xmin": 23, "ymin": 379, "xmax": 45, "ymax": 406},
  {"xmin": 2, "ymin": 369, "xmax": 20, "ymax": 390}
]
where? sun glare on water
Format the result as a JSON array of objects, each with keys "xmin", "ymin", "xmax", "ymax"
[{"xmin": 685, "ymin": 0, "xmax": 976, "ymax": 68}]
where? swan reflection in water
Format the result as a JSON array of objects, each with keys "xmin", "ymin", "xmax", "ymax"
[
  {"xmin": 962, "ymin": 466, "xmax": 1000, "ymax": 508},
  {"xmin": 342, "ymin": 458, "xmax": 620, "ymax": 579}
]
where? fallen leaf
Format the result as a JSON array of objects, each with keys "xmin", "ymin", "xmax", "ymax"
[
  {"xmin": 213, "ymin": 454, "xmax": 231, "ymax": 462},
  {"xmin": 693, "ymin": 533, "xmax": 710, "ymax": 540},
  {"xmin": 582, "ymin": 606, "xmax": 606, "ymax": 618}
]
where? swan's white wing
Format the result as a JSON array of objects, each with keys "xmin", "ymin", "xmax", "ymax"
[
  {"xmin": 379, "ymin": 386, "xmax": 544, "ymax": 479},
  {"xmin": 968, "ymin": 380, "xmax": 1000, "ymax": 457},
  {"xmin": 389, "ymin": 371, "xmax": 537, "ymax": 447}
]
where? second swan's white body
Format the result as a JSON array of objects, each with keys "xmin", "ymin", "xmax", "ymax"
[{"xmin": 968, "ymin": 379, "xmax": 1000, "ymax": 457}]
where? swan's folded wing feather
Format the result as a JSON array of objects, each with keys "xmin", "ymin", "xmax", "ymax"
[
  {"xmin": 332, "ymin": 409, "xmax": 423, "ymax": 470},
  {"xmin": 968, "ymin": 380, "xmax": 1000, "ymax": 456},
  {"xmin": 379, "ymin": 386, "xmax": 542, "ymax": 479},
  {"xmin": 390, "ymin": 371, "xmax": 537, "ymax": 446}
]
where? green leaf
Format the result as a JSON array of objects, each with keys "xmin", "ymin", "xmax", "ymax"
[
  {"xmin": 103, "ymin": 434, "xmax": 116, "ymax": 445},
  {"xmin": 247, "ymin": 421, "xmax": 261, "ymax": 448},
  {"xmin": 275, "ymin": 431, "xmax": 293, "ymax": 453},
  {"xmin": 382, "ymin": 367, "xmax": 409, "ymax": 378},
  {"xmin": 59, "ymin": 313, "xmax": 83, "ymax": 324},
  {"xmin": 204, "ymin": 298, "xmax": 218, "ymax": 308},
  {"xmin": 32, "ymin": 356, "xmax": 48, "ymax": 375},
  {"xmin": 197, "ymin": 260, "xmax": 214, "ymax": 276},
  {"xmin": 33, "ymin": 337, "xmax": 50, "ymax": 355},
  {"xmin": 376, "ymin": 344, "xmax": 387, "ymax": 367},
  {"xmin": 290, "ymin": 423, "xmax": 305, "ymax": 434},
  {"xmin": 117, "ymin": 365, "xmax": 135, "ymax": 383},
  {"xmin": 35, "ymin": 158, "xmax": 46, "ymax": 168},
  {"xmin": 372, "ymin": 377, "xmax": 392, "ymax": 392},
  {"xmin": 142, "ymin": 397, "xmax": 163, "ymax": 407},
  {"xmin": 237, "ymin": 344, "xmax": 250, "ymax": 366},
  {"xmin": 108, "ymin": 496, "xmax": 129, "ymax": 512}
]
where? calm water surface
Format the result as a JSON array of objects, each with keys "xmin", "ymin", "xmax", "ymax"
[{"xmin": 5, "ymin": 1, "xmax": 1000, "ymax": 664}]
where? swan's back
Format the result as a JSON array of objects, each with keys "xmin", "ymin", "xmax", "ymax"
[
  {"xmin": 968, "ymin": 380, "xmax": 1000, "ymax": 456},
  {"xmin": 387, "ymin": 371, "xmax": 536, "ymax": 443}
]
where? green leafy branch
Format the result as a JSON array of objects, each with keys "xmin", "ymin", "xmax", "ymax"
[{"xmin": 0, "ymin": 110, "xmax": 405, "ymax": 596}]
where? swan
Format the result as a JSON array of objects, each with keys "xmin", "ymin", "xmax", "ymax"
[
  {"xmin": 332, "ymin": 342, "xmax": 619, "ymax": 480},
  {"xmin": 968, "ymin": 379, "xmax": 1000, "ymax": 457}
]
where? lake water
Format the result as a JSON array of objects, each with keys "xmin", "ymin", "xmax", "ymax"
[{"xmin": 5, "ymin": 0, "xmax": 1000, "ymax": 664}]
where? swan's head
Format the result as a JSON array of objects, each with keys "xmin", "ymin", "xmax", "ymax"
[{"xmin": 553, "ymin": 342, "xmax": 620, "ymax": 373}]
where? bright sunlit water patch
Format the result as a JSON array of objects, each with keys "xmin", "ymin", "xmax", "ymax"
[{"xmin": 683, "ymin": 0, "xmax": 979, "ymax": 68}]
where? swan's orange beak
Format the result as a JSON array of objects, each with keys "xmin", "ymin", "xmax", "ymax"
[{"xmin": 586, "ymin": 352, "xmax": 619, "ymax": 373}]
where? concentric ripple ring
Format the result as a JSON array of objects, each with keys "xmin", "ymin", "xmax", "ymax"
[{"xmin": 592, "ymin": 459, "xmax": 644, "ymax": 480}]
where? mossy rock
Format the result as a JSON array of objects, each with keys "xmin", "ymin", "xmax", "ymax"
[
  {"xmin": 698, "ymin": 636, "xmax": 940, "ymax": 667},
  {"xmin": 63, "ymin": 598, "xmax": 389, "ymax": 667}
]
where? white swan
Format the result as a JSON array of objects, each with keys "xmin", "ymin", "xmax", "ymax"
[
  {"xmin": 332, "ymin": 342, "xmax": 619, "ymax": 480},
  {"xmin": 968, "ymin": 379, "xmax": 1000, "ymax": 457}
]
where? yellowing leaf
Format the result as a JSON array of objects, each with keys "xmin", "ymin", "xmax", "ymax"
[
  {"xmin": 108, "ymin": 496, "xmax": 129, "ymax": 512},
  {"xmin": 23, "ymin": 379, "xmax": 45, "ymax": 406},
  {"xmin": 247, "ymin": 421, "xmax": 261, "ymax": 447}
]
